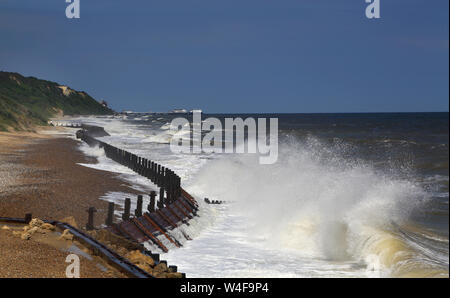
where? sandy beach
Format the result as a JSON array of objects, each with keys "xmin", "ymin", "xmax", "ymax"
[{"xmin": 0, "ymin": 128, "xmax": 145, "ymax": 277}]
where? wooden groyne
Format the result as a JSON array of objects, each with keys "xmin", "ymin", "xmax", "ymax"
[
  {"xmin": 77, "ymin": 127, "xmax": 199, "ymax": 253},
  {"xmin": 0, "ymin": 125, "xmax": 193, "ymax": 278}
]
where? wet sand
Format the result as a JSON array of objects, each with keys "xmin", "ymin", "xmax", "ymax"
[{"xmin": 0, "ymin": 129, "xmax": 147, "ymax": 277}]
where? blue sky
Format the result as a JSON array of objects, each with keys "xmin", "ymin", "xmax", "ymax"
[{"xmin": 0, "ymin": 0, "xmax": 448, "ymax": 113}]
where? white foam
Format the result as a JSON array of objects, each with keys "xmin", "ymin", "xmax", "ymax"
[
  {"xmin": 165, "ymin": 137, "xmax": 432, "ymax": 277},
  {"xmin": 65, "ymin": 116, "xmax": 446, "ymax": 278}
]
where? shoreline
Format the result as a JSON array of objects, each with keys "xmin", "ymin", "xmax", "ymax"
[
  {"xmin": 0, "ymin": 128, "xmax": 150, "ymax": 277},
  {"xmin": 0, "ymin": 129, "xmax": 144, "ymax": 226}
]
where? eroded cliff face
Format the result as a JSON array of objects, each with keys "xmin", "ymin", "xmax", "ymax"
[{"xmin": 0, "ymin": 71, "xmax": 114, "ymax": 131}]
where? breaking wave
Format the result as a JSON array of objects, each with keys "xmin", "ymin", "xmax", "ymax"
[{"xmin": 186, "ymin": 136, "xmax": 448, "ymax": 277}]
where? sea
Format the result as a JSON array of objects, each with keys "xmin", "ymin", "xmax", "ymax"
[{"xmin": 62, "ymin": 112, "xmax": 449, "ymax": 278}]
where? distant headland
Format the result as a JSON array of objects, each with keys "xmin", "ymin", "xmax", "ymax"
[{"xmin": 0, "ymin": 71, "xmax": 114, "ymax": 131}]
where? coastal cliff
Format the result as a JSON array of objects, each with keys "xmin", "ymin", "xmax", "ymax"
[{"xmin": 0, "ymin": 71, "xmax": 114, "ymax": 131}]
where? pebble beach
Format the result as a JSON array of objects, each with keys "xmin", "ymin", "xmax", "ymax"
[{"xmin": 0, "ymin": 128, "xmax": 144, "ymax": 277}]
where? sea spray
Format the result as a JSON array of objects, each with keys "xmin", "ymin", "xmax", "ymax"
[
  {"xmin": 67, "ymin": 113, "xmax": 448, "ymax": 277},
  {"xmin": 187, "ymin": 136, "xmax": 429, "ymax": 271}
]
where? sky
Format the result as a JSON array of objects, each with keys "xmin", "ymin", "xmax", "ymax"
[{"xmin": 0, "ymin": 0, "xmax": 448, "ymax": 113}]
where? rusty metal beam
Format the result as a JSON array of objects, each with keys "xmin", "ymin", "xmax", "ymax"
[
  {"xmin": 131, "ymin": 218, "xmax": 169, "ymax": 252},
  {"xmin": 142, "ymin": 213, "xmax": 180, "ymax": 248}
]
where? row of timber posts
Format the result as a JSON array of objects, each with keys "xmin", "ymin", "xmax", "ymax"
[
  {"xmin": 78, "ymin": 130, "xmax": 192, "ymax": 232},
  {"xmin": 86, "ymin": 192, "xmax": 166, "ymax": 229},
  {"xmin": 83, "ymin": 199, "xmax": 171, "ymax": 273},
  {"xmin": 79, "ymin": 131, "xmax": 182, "ymax": 206}
]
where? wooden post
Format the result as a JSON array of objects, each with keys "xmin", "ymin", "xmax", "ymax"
[
  {"xmin": 156, "ymin": 164, "xmax": 161, "ymax": 186},
  {"xmin": 159, "ymin": 187, "xmax": 165, "ymax": 209},
  {"xmin": 106, "ymin": 202, "xmax": 114, "ymax": 226},
  {"xmin": 135, "ymin": 195, "xmax": 143, "ymax": 217},
  {"xmin": 144, "ymin": 159, "xmax": 148, "ymax": 176},
  {"xmin": 148, "ymin": 191, "xmax": 156, "ymax": 213},
  {"xmin": 166, "ymin": 171, "xmax": 172, "ymax": 204},
  {"xmin": 168, "ymin": 171, "xmax": 174, "ymax": 204},
  {"xmin": 176, "ymin": 176, "xmax": 181, "ymax": 198},
  {"xmin": 139, "ymin": 157, "xmax": 143, "ymax": 175},
  {"xmin": 170, "ymin": 174, "xmax": 175, "ymax": 202},
  {"xmin": 149, "ymin": 161, "xmax": 154, "ymax": 181},
  {"xmin": 86, "ymin": 207, "xmax": 96, "ymax": 231},
  {"xmin": 161, "ymin": 167, "xmax": 166, "ymax": 188},
  {"xmin": 149, "ymin": 161, "xmax": 152, "ymax": 178},
  {"xmin": 122, "ymin": 198, "xmax": 131, "ymax": 221},
  {"xmin": 143, "ymin": 159, "xmax": 148, "ymax": 178},
  {"xmin": 24, "ymin": 213, "xmax": 32, "ymax": 224},
  {"xmin": 151, "ymin": 253, "xmax": 160, "ymax": 262}
]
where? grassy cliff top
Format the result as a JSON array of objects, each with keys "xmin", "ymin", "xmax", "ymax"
[{"xmin": 0, "ymin": 71, "xmax": 114, "ymax": 131}]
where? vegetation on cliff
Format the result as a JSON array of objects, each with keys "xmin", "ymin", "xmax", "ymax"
[{"xmin": 0, "ymin": 71, "xmax": 114, "ymax": 131}]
